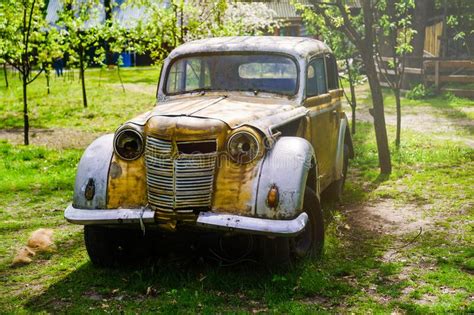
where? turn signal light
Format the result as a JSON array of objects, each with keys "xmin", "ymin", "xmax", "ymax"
[{"xmin": 267, "ymin": 184, "xmax": 279, "ymax": 208}]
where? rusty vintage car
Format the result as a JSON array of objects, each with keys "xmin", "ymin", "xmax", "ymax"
[{"xmin": 65, "ymin": 36, "xmax": 354, "ymax": 266}]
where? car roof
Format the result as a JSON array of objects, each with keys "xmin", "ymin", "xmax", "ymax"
[{"xmin": 168, "ymin": 36, "xmax": 332, "ymax": 60}]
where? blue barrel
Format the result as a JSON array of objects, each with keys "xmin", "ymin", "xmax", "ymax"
[{"xmin": 121, "ymin": 52, "xmax": 132, "ymax": 67}]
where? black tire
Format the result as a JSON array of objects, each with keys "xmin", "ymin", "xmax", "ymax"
[
  {"xmin": 84, "ymin": 226, "xmax": 149, "ymax": 267},
  {"xmin": 324, "ymin": 144, "xmax": 349, "ymax": 202},
  {"xmin": 291, "ymin": 187, "xmax": 324, "ymax": 259},
  {"xmin": 261, "ymin": 236, "xmax": 291, "ymax": 267},
  {"xmin": 261, "ymin": 186, "xmax": 324, "ymax": 266}
]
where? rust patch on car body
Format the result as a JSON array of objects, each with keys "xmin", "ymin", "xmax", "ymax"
[
  {"xmin": 109, "ymin": 162, "xmax": 122, "ymax": 179},
  {"xmin": 107, "ymin": 155, "xmax": 147, "ymax": 208}
]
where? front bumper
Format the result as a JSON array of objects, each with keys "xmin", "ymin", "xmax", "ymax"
[{"xmin": 64, "ymin": 205, "xmax": 308, "ymax": 237}]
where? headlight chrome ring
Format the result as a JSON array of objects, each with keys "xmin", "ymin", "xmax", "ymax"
[
  {"xmin": 114, "ymin": 128, "xmax": 145, "ymax": 161},
  {"xmin": 227, "ymin": 130, "xmax": 261, "ymax": 164}
]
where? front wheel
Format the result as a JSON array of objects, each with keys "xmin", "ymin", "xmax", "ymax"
[
  {"xmin": 261, "ymin": 186, "xmax": 324, "ymax": 266},
  {"xmin": 291, "ymin": 187, "xmax": 324, "ymax": 259},
  {"xmin": 324, "ymin": 144, "xmax": 349, "ymax": 202},
  {"xmin": 84, "ymin": 226, "xmax": 150, "ymax": 267}
]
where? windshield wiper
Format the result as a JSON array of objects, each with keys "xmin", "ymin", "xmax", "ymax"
[
  {"xmin": 243, "ymin": 88, "xmax": 262, "ymax": 95},
  {"xmin": 186, "ymin": 88, "xmax": 213, "ymax": 95}
]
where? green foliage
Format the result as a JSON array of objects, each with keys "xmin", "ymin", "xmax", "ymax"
[
  {"xmin": 437, "ymin": 0, "xmax": 474, "ymax": 55},
  {"xmin": 56, "ymin": 0, "xmax": 102, "ymax": 67},
  {"xmin": 123, "ymin": 0, "xmax": 280, "ymax": 64},
  {"xmin": 405, "ymin": 83, "xmax": 435, "ymax": 100},
  {"xmin": 295, "ymin": 1, "xmax": 359, "ymax": 61},
  {"xmin": 376, "ymin": 0, "xmax": 415, "ymax": 56},
  {"xmin": 0, "ymin": 0, "xmax": 47, "ymax": 66}
]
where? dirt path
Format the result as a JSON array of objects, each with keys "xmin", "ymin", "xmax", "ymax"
[
  {"xmin": 0, "ymin": 128, "xmax": 104, "ymax": 149},
  {"xmin": 344, "ymin": 199, "xmax": 433, "ymax": 237},
  {"xmin": 345, "ymin": 86, "xmax": 474, "ymax": 147}
]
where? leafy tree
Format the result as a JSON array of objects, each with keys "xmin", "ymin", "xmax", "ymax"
[
  {"xmin": 437, "ymin": 0, "xmax": 474, "ymax": 57},
  {"xmin": 308, "ymin": 0, "xmax": 392, "ymax": 174},
  {"xmin": 0, "ymin": 10, "xmax": 16, "ymax": 88},
  {"xmin": 296, "ymin": 2, "xmax": 361, "ymax": 134},
  {"xmin": 374, "ymin": 0, "xmax": 415, "ymax": 148},
  {"xmin": 0, "ymin": 0, "xmax": 48, "ymax": 145},
  {"xmin": 125, "ymin": 0, "xmax": 280, "ymax": 65},
  {"xmin": 56, "ymin": 0, "xmax": 101, "ymax": 108},
  {"xmin": 36, "ymin": 27, "xmax": 64, "ymax": 94}
]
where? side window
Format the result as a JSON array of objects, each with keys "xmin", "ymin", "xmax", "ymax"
[
  {"xmin": 185, "ymin": 59, "xmax": 211, "ymax": 90},
  {"xmin": 167, "ymin": 58, "xmax": 211, "ymax": 93},
  {"xmin": 325, "ymin": 54, "xmax": 339, "ymax": 90},
  {"xmin": 306, "ymin": 58, "xmax": 327, "ymax": 97},
  {"xmin": 167, "ymin": 59, "xmax": 186, "ymax": 93}
]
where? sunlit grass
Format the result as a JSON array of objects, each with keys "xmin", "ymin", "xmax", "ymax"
[{"xmin": 0, "ymin": 67, "xmax": 160, "ymax": 132}]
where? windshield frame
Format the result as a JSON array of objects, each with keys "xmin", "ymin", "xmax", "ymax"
[{"xmin": 162, "ymin": 51, "xmax": 301, "ymax": 97}]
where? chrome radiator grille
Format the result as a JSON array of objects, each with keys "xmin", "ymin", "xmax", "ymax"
[{"xmin": 145, "ymin": 136, "xmax": 217, "ymax": 213}]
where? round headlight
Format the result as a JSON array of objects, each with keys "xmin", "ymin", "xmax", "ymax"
[
  {"xmin": 227, "ymin": 131, "xmax": 261, "ymax": 164},
  {"xmin": 114, "ymin": 129, "xmax": 144, "ymax": 161}
]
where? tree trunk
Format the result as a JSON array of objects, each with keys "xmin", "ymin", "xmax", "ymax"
[
  {"xmin": 79, "ymin": 48, "xmax": 88, "ymax": 108},
  {"xmin": 45, "ymin": 68, "xmax": 50, "ymax": 95},
  {"xmin": 346, "ymin": 59, "xmax": 357, "ymax": 134},
  {"xmin": 3, "ymin": 64, "xmax": 8, "ymax": 88},
  {"xmin": 365, "ymin": 60, "xmax": 392, "ymax": 174},
  {"xmin": 350, "ymin": 84, "xmax": 356, "ymax": 135},
  {"xmin": 394, "ymin": 88, "xmax": 401, "ymax": 148},
  {"xmin": 117, "ymin": 66, "xmax": 125, "ymax": 93},
  {"xmin": 22, "ymin": 73, "xmax": 29, "ymax": 145}
]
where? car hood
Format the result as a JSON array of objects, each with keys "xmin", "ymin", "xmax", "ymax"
[{"xmin": 129, "ymin": 95, "xmax": 308, "ymax": 137}]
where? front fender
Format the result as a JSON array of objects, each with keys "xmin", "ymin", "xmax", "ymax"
[
  {"xmin": 73, "ymin": 134, "xmax": 114, "ymax": 209},
  {"xmin": 255, "ymin": 137, "xmax": 317, "ymax": 219}
]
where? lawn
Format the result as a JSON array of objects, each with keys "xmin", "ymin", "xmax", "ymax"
[
  {"xmin": 0, "ymin": 67, "xmax": 160, "ymax": 133},
  {"xmin": 0, "ymin": 68, "xmax": 472, "ymax": 313}
]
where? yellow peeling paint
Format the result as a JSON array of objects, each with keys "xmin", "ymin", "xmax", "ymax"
[
  {"xmin": 212, "ymin": 154, "xmax": 260, "ymax": 215},
  {"xmin": 107, "ymin": 154, "xmax": 147, "ymax": 208}
]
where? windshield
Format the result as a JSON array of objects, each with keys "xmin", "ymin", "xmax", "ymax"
[{"xmin": 165, "ymin": 54, "xmax": 298, "ymax": 96}]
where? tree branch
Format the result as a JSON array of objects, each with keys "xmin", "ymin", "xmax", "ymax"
[
  {"xmin": 309, "ymin": 1, "xmax": 364, "ymax": 53},
  {"xmin": 27, "ymin": 68, "xmax": 43, "ymax": 85},
  {"xmin": 333, "ymin": 0, "xmax": 363, "ymax": 44},
  {"xmin": 373, "ymin": 32, "xmax": 396, "ymax": 89}
]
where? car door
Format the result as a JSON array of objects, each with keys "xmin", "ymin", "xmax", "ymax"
[
  {"xmin": 325, "ymin": 53, "xmax": 344, "ymax": 181},
  {"xmin": 304, "ymin": 56, "xmax": 339, "ymax": 191}
]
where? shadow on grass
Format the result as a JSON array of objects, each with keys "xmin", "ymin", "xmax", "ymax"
[
  {"xmin": 24, "ymin": 236, "xmax": 285, "ymax": 313},
  {"xmin": 23, "ymin": 229, "xmax": 391, "ymax": 313}
]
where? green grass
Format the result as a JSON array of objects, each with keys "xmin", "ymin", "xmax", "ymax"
[
  {"xmin": 0, "ymin": 67, "xmax": 160, "ymax": 132},
  {"xmin": 0, "ymin": 69, "xmax": 473, "ymax": 313}
]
